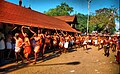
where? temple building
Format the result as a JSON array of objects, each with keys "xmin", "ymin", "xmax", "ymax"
[{"xmin": 53, "ymin": 15, "xmax": 78, "ymax": 29}]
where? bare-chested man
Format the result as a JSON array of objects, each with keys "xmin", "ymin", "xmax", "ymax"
[
  {"xmin": 14, "ymin": 33, "xmax": 24, "ymax": 63},
  {"xmin": 21, "ymin": 26, "xmax": 32, "ymax": 63},
  {"xmin": 28, "ymin": 27, "xmax": 41, "ymax": 64}
]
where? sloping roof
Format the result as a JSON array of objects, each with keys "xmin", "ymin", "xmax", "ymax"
[
  {"xmin": 53, "ymin": 16, "xmax": 76, "ymax": 22},
  {"xmin": 0, "ymin": 1, "xmax": 77, "ymax": 32}
]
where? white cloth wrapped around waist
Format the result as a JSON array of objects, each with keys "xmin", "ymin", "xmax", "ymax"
[
  {"xmin": 101, "ymin": 40, "xmax": 103, "ymax": 43},
  {"xmin": 88, "ymin": 40, "xmax": 91, "ymax": 42},
  {"xmin": 64, "ymin": 42, "xmax": 69, "ymax": 48},
  {"xmin": 15, "ymin": 46, "xmax": 21, "ymax": 52},
  {"xmin": 83, "ymin": 40, "xmax": 87, "ymax": 45},
  {"xmin": 34, "ymin": 45, "xmax": 40, "ymax": 53},
  {"xmin": 94, "ymin": 40, "xmax": 98, "ymax": 44}
]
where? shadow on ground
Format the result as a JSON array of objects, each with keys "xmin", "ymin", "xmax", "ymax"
[
  {"xmin": 0, "ymin": 49, "xmax": 79, "ymax": 73},
  {"xmin": 27, "ymin": 61, "xmax": 80, "ymax": 67}
]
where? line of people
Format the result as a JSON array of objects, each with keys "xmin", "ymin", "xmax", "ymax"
[
  {"xmin": 6, "ymin": 26, "xmax": 80, "ymax": 64},
  {"xmin": 13, "ymin": 26, "xmax": 120, "ymax": 64},
  {"xmin": 0, "ymin": 26, "xmax": 120, "ymax": 65}
]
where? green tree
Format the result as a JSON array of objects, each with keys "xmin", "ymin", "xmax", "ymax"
[
  {"xmin": 89, "ymin": 8, "xmax": 118, "ymax": 34},
  {"xmin": 44, "ymin": 2, "xmax": 73, "ymax": 16},
  {"xmin": 76, "ymin": 13, "xmax": 87, "ymax": 33}
]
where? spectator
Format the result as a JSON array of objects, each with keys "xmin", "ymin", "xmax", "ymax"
[
  {"xmin": 6, "ymin": 34, "xmax": 13, "ymax": 59},
  {"xmin": 0, "ymin": 29, "xmax": 5, "ymax": 64}
]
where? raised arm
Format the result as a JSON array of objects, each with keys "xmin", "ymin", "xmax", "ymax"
[
  {"xmin": 11, "ymin": 26, "xmax": 17, "ymax": 31},
  {"xmin": 21, "ymin": 26, "xmax": 25, "ymax": 36},
  {"xmin": 60, "ymin": 30, "xmax": 66, "ymax": 36},
  {"xmin": 30, "ymin": 35, "xmax": 34, "ymax": 40},
  {"xmin": 55, "ymin": 29, "xmax": 59, "ymax": 35},
  {"xmin": 28, "ymin": 27, "xmax": 36, "ymax": 34}
]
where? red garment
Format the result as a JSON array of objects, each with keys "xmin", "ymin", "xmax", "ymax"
[
  {"xmin": 24, "ymin": 46, "xmax": 31, "ymax": 55},
  {"xmin": 39, "ymin": 39, "xmax": 43, "ymax": 47}
]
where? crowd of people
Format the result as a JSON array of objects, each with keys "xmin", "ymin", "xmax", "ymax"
[{"xmin": 0, "ymin": 26, "xmax": 120, "ymax": 65}]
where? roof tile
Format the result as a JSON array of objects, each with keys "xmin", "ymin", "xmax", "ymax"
[{"xmin": 0, "ymin": 1, "xmax": 77, "ymax": 32}]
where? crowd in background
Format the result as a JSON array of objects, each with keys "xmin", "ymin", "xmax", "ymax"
[{"xmin": 0, "ymin": 25, "xmax": 120, "ymax": 65}]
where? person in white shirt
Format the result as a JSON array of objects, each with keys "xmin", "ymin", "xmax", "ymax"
[
  {"xmin": 6, "ymin": 34, "xmax": 13, "ymax": 59},
  {"xmin": 0, "ymin": 30, "xmax": 5, "ymax": 64}
]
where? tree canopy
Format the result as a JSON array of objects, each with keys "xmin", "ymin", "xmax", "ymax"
[
  {"xmin": 76, "ymin": 13, "xmax": 87, "ymax": 33},
  {"xmin": 44, "ymin": 2, "xmax": 73, "ymax": 16},
  {"xmin": 89, "ymin": 8, "xmax": 118, "ymax": 34},
  {"xmin": 44, "ymin": 2, "xmax": 119, "ymax": 34}
]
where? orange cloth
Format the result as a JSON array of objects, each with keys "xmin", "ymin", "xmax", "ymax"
[{"xmin": 24, "ymin": 46, "xmax": 31, "ymax": 54}]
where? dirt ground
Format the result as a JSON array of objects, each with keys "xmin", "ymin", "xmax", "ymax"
[{"xmin": 0, "ymin": 45, "xmax": 119, "ymax": 74}]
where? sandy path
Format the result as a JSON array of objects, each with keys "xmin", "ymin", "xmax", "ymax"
[{"xmin": 0, "ymin": 45, "xmax": 119, "ymax": 74}]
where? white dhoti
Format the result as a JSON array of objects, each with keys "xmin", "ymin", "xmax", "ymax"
[
  {"xmin": 88, "ymin": 40, "xmax": 91, "ymax": 43},
  {"xmin": 83, "ymin": 41, "xmax": 87, "ymax": 45},
  {"xmin": 101, "ymin": 40, "xmax": 103, "ymax": 44},
  {"xmin": 15, "ymin": 46, "xmax": 21, "ymax": 53},
  {"xmin": 94, "ymin": 40, "xmax": 98, "ymax": 45},
  {"xmin": 34, "ymin": 45, "xmax": 40, "ymax": 53},
  {"xmin": 64, "ymin": 42, "xmax": 69, "ymax": 48}
]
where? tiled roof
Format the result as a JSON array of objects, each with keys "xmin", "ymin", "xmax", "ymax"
[
  {"xmin": 0, "ymin": 1, "xmax": 77, "ymax": 32},
  {"xmin": 53, "ymin": 16, "xmax": 76, "ymax": 22}
]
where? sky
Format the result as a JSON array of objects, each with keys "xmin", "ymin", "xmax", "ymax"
[{"xmin": 6, "ymin": 0, "xmax": 120, "ymax": 30}]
